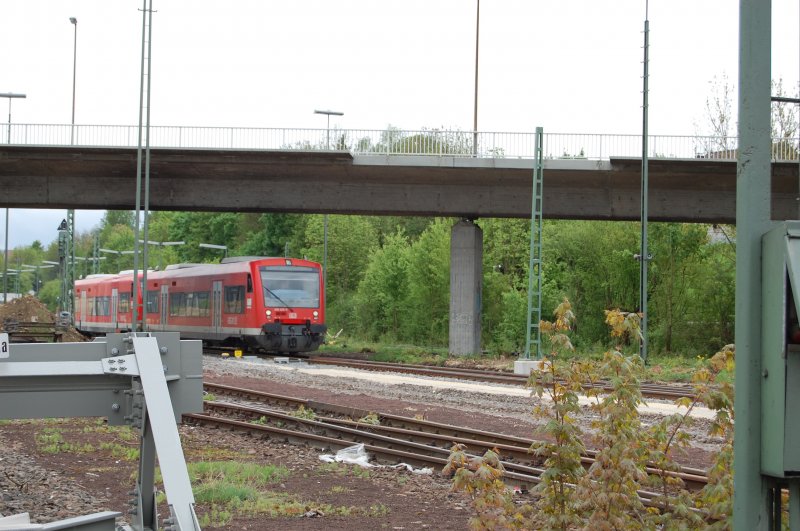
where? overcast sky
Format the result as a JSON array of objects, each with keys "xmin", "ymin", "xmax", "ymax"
[{"xmin": 2, "ymin": 0, "xmax": 799, "ymax": 247}]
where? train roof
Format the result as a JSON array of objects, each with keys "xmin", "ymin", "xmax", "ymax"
[{"xmin": 76, "ymin": 257, "xmax": 321, "ymax": 286}]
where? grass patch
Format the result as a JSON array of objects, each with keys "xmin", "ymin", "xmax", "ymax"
[
  {"xmin": 99, "ymin": 441, "xmax": 140, "ymax": 461},
  {"xmin": 289, "ymin": 405, "xmax": 316, "ymax": 420},
  {"xmin": 36, "ymin": 427, "xmax": 94, "ymax": 454},
  {"xmin": 176, "ymin": 460, "xmax": 389, "ymax": 525},
  {"xmin": 189, "ymin": 461, "xmax": 289, "ymax": 488}
]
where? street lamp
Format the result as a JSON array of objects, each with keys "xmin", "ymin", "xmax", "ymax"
[
  {"xmin": 99, "ymin": 248, "xmax": 135, "ymax": 272},
  {"xmin": 0, "ymin": 93, "xmax": 26, "ymax": 144},
  {"xmin": 70, "ymin": 17, "xmax": 78, "ymax": 144},
  {"xmin": 24, "ymin": 264, "xmax": 55, "ymax": 295},
  {"xmin": 0, "ymin": 93, "xmax": 25, "ymax": 304},
  {"xmin": 313, "ymin": 109, "xmax": 343, "ymax": 316},
  {"xmin": 199, "ymin": 243, "xmax": 227, "ymax": 260},
  {"xmin": 313, "ymin": 109, "xmax": 343, "ymax": 150},
  {"xmin": 139, "ymin": 240, "xmax": 184, "ymax": 270},
  {"xmin": 473, "ymin": 0, "xmax": 480, "ymax": 156}
]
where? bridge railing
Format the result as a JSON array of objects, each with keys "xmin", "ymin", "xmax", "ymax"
[{"xmin": 2, "ymin": 123, "xmax": 797, "ymax": 161}]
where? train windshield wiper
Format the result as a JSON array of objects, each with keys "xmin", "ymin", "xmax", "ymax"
[{"xmin": 264, "ymin": 287, "xmax": 293, "ymax": 311}]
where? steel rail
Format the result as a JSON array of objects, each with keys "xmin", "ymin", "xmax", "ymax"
[
  {"xmin": 187, "ymin": 400, "xmax": 704, "ymax": 512},
  {"xmin": 202, "ymin": 382, "xmax": 708, "ymax": 490},
  {"xmin": 308, "ymin": 357, "xmax": 698, "ymax": 400}
]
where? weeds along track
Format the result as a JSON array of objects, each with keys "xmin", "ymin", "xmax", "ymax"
[
  {"xmin": 199, "ymin": 382, "xmax": 708, "ymax": 494},
  {"xmin": 307, "ymin": 357, "xmax": 698, "ymax": 401}
]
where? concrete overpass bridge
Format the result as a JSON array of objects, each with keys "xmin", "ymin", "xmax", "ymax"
[
  {"xmin": 2, "ymin": 124, "xmax": 799, "ymax": 354},
  {"xmin": 1, "ymin": 124, "xmax": 798, "ymax": 222}
]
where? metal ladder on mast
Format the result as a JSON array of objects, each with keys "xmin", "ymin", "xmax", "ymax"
[{"xmin": 523, "ymin": 127, "xmax": 544, "ymax": 359}]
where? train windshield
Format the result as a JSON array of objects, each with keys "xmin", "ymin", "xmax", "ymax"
[{"xmin": 259, "ymin": 266, "xmax": 320, "ymax": 308}]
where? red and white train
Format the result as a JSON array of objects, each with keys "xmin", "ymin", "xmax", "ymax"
[{"xmin": 74, "ymin": 257, "xmax": 326, "ymax": 353}]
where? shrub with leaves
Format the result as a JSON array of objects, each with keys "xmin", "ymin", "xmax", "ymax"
[
  {"xmin": 695, "ymin": 344, "xmax": 735, "ymax": 529},
  {"xmin": 529, "ymin": 298, "xmax": 587, "ymax": 529},
  {"xmin": 444, "ymin": 444, "xmax": 528, "ymax": 530},
  {"xmin": 577, "ymin": 310, "xmax": 648, "ymax": 529}
]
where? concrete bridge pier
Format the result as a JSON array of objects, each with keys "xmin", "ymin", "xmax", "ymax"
[{"xmin": 449, "ymin": 219, "xmax": 482, "ymax": 356}]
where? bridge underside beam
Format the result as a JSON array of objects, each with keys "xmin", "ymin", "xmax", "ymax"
[{"xmin": 0, "ymin": 146, "xmax": 798, "ymax": 223}]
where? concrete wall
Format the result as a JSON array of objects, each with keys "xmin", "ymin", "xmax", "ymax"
[{"xmin": 449, "ymin": 220, "xmax": 482, "ymax": 355}]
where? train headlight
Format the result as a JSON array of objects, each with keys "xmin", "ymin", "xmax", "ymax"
[
  {"xmin": 313, "ymin": 311, "xmax": 319, "ymax": 318},
  {"xmin": 265, "ymin": 310, "xmax": 272, "ymax": 317}
]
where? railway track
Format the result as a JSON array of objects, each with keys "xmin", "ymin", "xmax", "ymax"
[
  {"xmin": 201, "ymin": 382, "xmax": 708, "ymax": 493},
  {"xmin": 308, "ymin": 356, "xmax": 698, "ymax": 401}
]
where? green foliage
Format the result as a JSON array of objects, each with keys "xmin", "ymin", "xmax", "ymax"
[
  {"xmin": 444, "ymin": 445, "xmax": 528, "ymax": 529},
  {"xmin": 357, "ymin": 412, "xmax": 380, "ymax": 426},
  {"xmin": 695, "ymin": 345, "xmax": 735, "ymax": 528},
  {"xmin": 302, "ymin": 214, "xmax": 378, "ymax": 309},
  {"xmin": 354, "ymin": 231, "xmax": 410, "ymax": 340},
  {"xmin": 35, "ymin": 427, "xmax": 94, "ymax": 454},
  {"xmin": 529, "ymin": 299, "xmax": 586, "ymax": 530},
  {"xmin": 402, "ymin": 219, "xmax": 451, "ymax": 343},
  {"xmin": 37, "ymin": 279, "xmax": 61, "ymax": 311},
  {"xmin": 289, "ymin": 405, "xmax": 316, "ymax": 420}
]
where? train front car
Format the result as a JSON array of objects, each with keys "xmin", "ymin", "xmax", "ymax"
[{"xmin": 252, "ymin": 258, "xmax": 326, "ymax": 353}]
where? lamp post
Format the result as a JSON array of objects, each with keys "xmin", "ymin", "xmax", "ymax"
[
  {"xmin": 1, "ymin": 209, "xmax": 7, "ymax": 304},
  {"xmin": 140, "ymin": 240, "xmax": 184, "ymax": 270},
  {"xmin": 0, "ymin": 93, "xmax": 25, "ymax": 304},
  {"xmin": 199, "ymin": 243, "xmax": 227, "ymax": 260},
  {"xmin": 313, "ymin": 109, "xmax": 343, "ymax": 316},
  {"xmin": 99, "ymin": 248, "xmax": 135, "ymax": 273},
  {"xmin": 0, "ymin": 93, "xmax": 26, "ymax": 144},
  {"xmin": 313, "ymin": 109, "xmax": 343, "ymax": 150},
  {"xmin": 23, "ymin": 264, "xmax": 55, "ymax": 295},
  {"xmin": 473, "ymin": 0, "xmax": 480, "ymax": 156},
  {"xmin": 70, "ymin": 17, "xmax": 77, "ymax": 144}
]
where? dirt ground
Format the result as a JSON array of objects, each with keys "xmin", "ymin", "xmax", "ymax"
[
  {"xmin": 0, "ymin": 295, "xmax": 86, "ymax": 342},
  {"xmin": 0, "ymin": 416, "xmax": 473, "ymax": 530}
]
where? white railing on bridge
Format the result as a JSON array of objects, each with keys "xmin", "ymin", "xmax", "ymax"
[{"xmin": 2, "ymin": 123, "xmax": 797, "ymax": 161}]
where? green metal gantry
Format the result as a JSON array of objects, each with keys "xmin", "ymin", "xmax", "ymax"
[{"xmin": 524, "ymin": 127, "xmax": 544, "ymax": 359}]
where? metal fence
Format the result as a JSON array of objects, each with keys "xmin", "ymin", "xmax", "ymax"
[{"xmin": 2, "ymin": 123, "xmax": 798, "ymax": 161}]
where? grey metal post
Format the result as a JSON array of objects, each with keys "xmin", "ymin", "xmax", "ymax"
[
  {"xmin": 733, "ymin": 0, "xmax": 773, "ymax": 528},
  {"xmin": 70, "ymin": 17, "xmax": 77, "ymax": 145},
  {"xmin": 472, "ymin": 0, "xmax": 479, "ymax": 157},
  {"xmin": 323, "ymin": 214, "xmax": 328, "ymax": 316},
  {"xmin": 638, "ymin": 2, "xmax": 651, "ymax": 362},
  {"xmin": 1, "ymin": 93, "xmax": 26, "ymax": 146},
  {"xmin": 3, "ymin": 208, "xmax": 7, "ymax": 304}
]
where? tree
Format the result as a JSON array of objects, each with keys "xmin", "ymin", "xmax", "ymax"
[
  {"xmin": 355, "ymin": 231, "xmax": 410, "ymax": 340},
  {"xmin": 404, "ymin": 219, "xmax": 451, "ymax": 344},
  {"xmin": 648, "ymin": 223, "xmax": 707, "ymax": 353}
]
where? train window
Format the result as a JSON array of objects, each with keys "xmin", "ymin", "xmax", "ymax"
[
  {"xmin": 91, "ymin": 296, "xmax": 110, "ymax": 316},
  {"xmin": 145, "ymin": 290, "xmax": 159, "ymax": 314},
  {"xmin": 119, "ymin": 292, "xmax": 131, "ymax": 313},
  {"xmin": 224, "ymin": 286, "xmax": 245, "ymax": 314},
  {"xmin": 247, "ymin": 274, "xmax": 253, "ymax": 293},
  {"xmin": 170, "ymin": 293, "xmax": 186, "ymax": 316},
  {"xmin": 259, "ymin": 266, "xmax": 320, "ymax": 308},
  {"xmin": 169, "ymin": 291, "xmax": 211, "ymax": 317}
]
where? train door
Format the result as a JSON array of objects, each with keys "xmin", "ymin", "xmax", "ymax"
[
  {"xmin": 160, "ymin": 285, "xmax": 169, "ymax": 331},
  {"xmin": 80, "ymin": 290, "xmax": 87, "ymax": 328},
  {"xmin": 111, "ymin": 289, "xmax": 119, "ymax": 330},
  {"xmin": 212, "ymin": 281, "xmax": 223, "ymax": 335}
]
